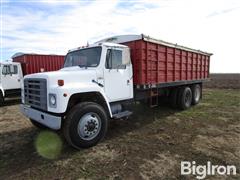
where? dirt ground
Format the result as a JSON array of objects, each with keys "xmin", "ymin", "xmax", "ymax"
[
  {"xmin": 0, "ymin": 89, "xmax": 239, "ymax": 179},
  {"xmin": 204, "ymin": 73, "xmax": 240, "ymax": 89}
]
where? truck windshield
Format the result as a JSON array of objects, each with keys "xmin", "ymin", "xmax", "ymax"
[{"xmin": 64, "ymin": 47, "xmax": 102, "ymax": 68}]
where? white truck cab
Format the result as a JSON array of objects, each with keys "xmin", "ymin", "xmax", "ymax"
[
  {"xmin": 0, "ymin": 62, "xmax": 23, "ymax": 105},
  {"xmin": 20, "ymin": 42, "xmax": 134, "ymax": 148}
]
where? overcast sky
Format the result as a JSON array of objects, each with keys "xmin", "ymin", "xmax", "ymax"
[{"xmin": 1, "ymin": 0, "xmax": 240, "ymax": 73}]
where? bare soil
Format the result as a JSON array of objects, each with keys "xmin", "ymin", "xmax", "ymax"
[
  {"xmin": 0, "ymin": 89, "xmax": 239, "ymax": 179},
  {"xmin": 204, "ymin": 73, "xmax": 240, "ymax": 89}
]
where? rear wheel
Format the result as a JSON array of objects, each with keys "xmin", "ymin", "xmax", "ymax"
[
  {"xmin": 177, "ymin": 86, "xmax": 192, "ymax": 110},
  {"xmin": 63, "ymin": 102, "xmax": 108, "ymax": 149},
  {"xmin": 191, "ymin": 84, "xmax": 202, "ymax": 105},
  {"xmin": 0, "ymin": 92, "xmax": 4, "ymax": 107}
]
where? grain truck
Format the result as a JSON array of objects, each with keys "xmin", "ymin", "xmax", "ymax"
[
  {"xmin": 20, "ymin": 34, "xmax": 212, "ymax": 149},
  {"xmin": 0, "ymin": 53, "xmax": 64, "ymax": 105}
]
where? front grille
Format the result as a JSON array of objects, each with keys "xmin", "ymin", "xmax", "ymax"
[{"xmin": 24, "ymin": 78, "xmax": 47, "ymax": 110}]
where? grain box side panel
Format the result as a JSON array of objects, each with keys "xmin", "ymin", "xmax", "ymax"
[
  {"xmin": 158, "ymin": 45, "xmax": 167, "ymax": 83},
  {"xmin": 123, "ymin": 39, "xmax": 211, "ymax": 86},
  {"xmin": 206, "ymin": 56, "xmax": 210, "ymax": 78},
  {"xmin": 166, "ymin": 47, "xmax": 174, "ymax": 82},
  {"xmin": 13, "ymin": 54, "xmax": 64, "ymax": 75}
]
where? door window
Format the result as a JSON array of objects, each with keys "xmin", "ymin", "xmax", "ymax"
[
  {"xmin": 106, "ymin": 49, "xmax": 126, "ymax": 69},
  {"xmin": 10, "ymin": 65, "xmax": 18, "ymax": 74}
]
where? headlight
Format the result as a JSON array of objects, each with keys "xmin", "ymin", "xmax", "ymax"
[
  {"xmin": 49, "ymin": 94, "xmax": 57, "ymax": 107},
  {"xmin": 50, "ymin": 96, "xmax": 56, "ymax": 105}
]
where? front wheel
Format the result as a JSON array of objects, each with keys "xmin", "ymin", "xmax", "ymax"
[{"xmin": 63, "ymin": 102, "xmax": 108, "ymax": 149}]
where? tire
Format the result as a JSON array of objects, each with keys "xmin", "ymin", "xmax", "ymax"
[
  {"xmin": 169, "ymin": 88, "xmax": 179, "ymax": 108},
  {"xmin": 191, "ymin": 84, "xmax": 202, "ymax": 105},
  {"xmin": 63, "ymin": 102, "xmax": 108, "ymax": 149},
  {"xmin": 0, "ymin": 92, "xmax": 4, "ymax": 107},
  {"xmin": 177, "ymin": 86, "xmax": 192, "ymax": 110},
  {"xmin": 30, "ymin": 119, "xmax": 47, "ymax": 129}
]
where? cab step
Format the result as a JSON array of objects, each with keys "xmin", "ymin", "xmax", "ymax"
[{"xmin": 112, "ymin": 110, "xmax": 132, "ymax": 119}]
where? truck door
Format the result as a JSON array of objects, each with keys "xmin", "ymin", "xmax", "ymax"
[
  {"xmin": 104, "ymin": 48, "xmax": 133, "ymax": 102},
  {"xmin": 1, "ymin": 65, "xmax": 21, "ymax": 90}
]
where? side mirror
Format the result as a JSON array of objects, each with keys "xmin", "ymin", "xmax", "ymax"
[
  {"xmin": 107, "ymin": 59, "xmax": 112, "ymax": 69},
  {"xmin": 10, "ymin": 65, "xmax": 16, "ymax": 75},
  {"xmin": 106, "ymin": 49, "xmax": 112, "ymax": 69},
  {"xmin": 122, "ymin": 48, "xmax": 131, "ymax": 65}
]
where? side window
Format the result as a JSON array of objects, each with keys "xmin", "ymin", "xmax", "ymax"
[
  {"xmin": 2, "ymin": 65, "xmax": 10, "ymax": 75},
  {"xmin": 105, "ymin": 49, "xmax": 125, "ymax": 69},
  {"xmin": 12, "ymin": 65, "xmax": 18, "ymax": 74},
  {"xmin": 13, "ymin": 65, "xmax": 18, "ymax": 74}
]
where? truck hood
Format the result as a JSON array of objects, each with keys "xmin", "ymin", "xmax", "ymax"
[{"xmin": 24, "ymin": 67, "xmax": 97, "ymax": 87}]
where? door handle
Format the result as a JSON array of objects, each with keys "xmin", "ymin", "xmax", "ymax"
[{"xmin": 127, "ymin": 80, "xmax": 130, "ymax": 85}]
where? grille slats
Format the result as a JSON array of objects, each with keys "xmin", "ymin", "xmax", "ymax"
[
  {"xmin": 29, "ymin": 99, "xmax": 41, "ymax": 104},
  {"xmin": 24, "ymin": 78, "xmax": 47, "ymax": 110},
  {"xmin": 24, "ymin": 87, "xmax": 41, "ymax": 91},
  {"xmin": 27, "ymin": 93, "xmax": 41, "ymax": 98}
]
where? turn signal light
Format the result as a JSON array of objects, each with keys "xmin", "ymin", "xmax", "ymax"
[{"xmin": 58, "ymin": 79, "xmax": 64, "ymax": 86}]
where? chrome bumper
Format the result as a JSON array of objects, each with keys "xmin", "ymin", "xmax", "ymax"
[{"xmin": 20, "ymin": 104, "xmax": 61, "ymax": 130}]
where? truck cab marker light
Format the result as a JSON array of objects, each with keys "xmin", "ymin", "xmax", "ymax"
[
  {"xmin": 58, "ymin": 80, "xmax": 64, "ymax": 86},
  {"xmin": 63, "ymin": 93, "xmax": 67, "ymax": 97}
]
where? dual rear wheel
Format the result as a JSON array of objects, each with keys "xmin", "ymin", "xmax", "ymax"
[{"xmin": 170, "ymin": 84, "xmax": 202, "ymax": 110}]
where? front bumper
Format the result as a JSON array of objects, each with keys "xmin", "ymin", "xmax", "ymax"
[{"xmin": 20, "ymin": 104, "xmax": 62, "ymax": 130}]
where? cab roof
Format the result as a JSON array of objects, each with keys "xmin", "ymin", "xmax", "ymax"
[
  {"xmin": 68, "ymin": 42, "xmax": 128, "ymax": 53},
  {"xmin": 0, "ymin": 61, "xmax": 20, "ymax": 65}
]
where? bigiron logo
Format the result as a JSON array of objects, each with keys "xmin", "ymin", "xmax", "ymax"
[{"xmin": 181, "ymin": 161, "xmax": 237, "ymax": 179}]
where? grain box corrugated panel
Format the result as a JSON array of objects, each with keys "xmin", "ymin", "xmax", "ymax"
[
  {"xmin": 123, "ymin": 39, "xmax": 211, "ymax": 85},
  {"xmin": 13, "ymin": 54, "xmax": 64, "ymax": 75}
]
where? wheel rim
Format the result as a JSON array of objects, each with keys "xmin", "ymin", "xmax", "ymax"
[
  {"xmin": 184, "ymin": 90, "xmax": 192, "ymax": 107},
  {"xmin": 194, "ymin": 86, "xmax": 201, "ymax": 102},
  {"xmin": 77, "ymin": 112, "xmax": 101, "ymax": 141}
]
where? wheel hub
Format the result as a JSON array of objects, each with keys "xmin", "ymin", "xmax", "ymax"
[
  {"xmin": 78, "ymin": 112, "xmax": 101, "ymax": 141},
  {"xmin": 86, "ymin": 121, "xmax": 96, "ymax": 131}
]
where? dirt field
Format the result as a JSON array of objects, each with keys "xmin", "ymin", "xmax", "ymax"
[
  {"xmin": 204, "ymin": 73, "xmax": 240, "ymax": 89},
  {"xmin": 0, "ymin": 89, "xmax": 239, "ymax": 179}
]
